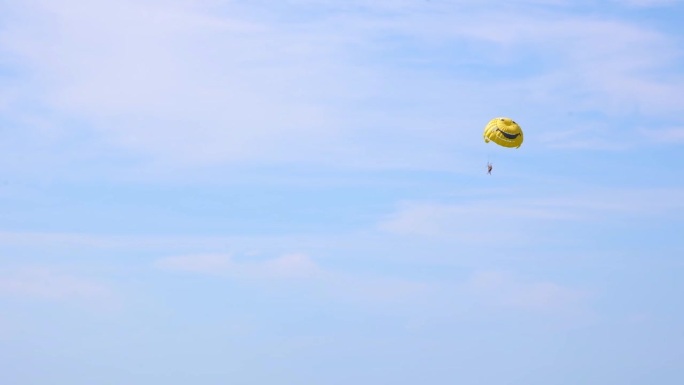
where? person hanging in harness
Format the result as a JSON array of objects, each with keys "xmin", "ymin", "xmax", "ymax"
[{"xmin": 487, "ymin": 162, "xmax": 493, "ymax": 175}]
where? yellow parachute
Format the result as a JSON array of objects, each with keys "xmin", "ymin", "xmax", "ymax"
[{"xmin": 483, "ymin": 117, "xmax": 523, "ymax": 148}]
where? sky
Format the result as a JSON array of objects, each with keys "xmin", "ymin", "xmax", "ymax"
[{"xmin": 1, "ymin": 0, "xmax": 684, "ymax": 384}]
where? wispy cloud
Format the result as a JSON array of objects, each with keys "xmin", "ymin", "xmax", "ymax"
[
  {"xmin": 1, "ymin": 0, "xmax": 681, "ymax": 174},
  {"xmin": 0, "ymin": 266, "xmax": 115, "ymax": 307},
  {"xmin": 155, "ymin": 253, "xmax": 320, "ymax": 279},
  {"xmin": 2, "ymin": 1, "xmax": 343, "ymax": 167},
  {"xmin": 641, "ymin": 126, "xmax": 684, "ymax": 143},
  {"xmin": 0, "ymin": 231, "xmax": 246, "ymax": 257},
  {"xmin": 152, "ymin": 251, "xmax": 588, "ymax": 316},
  {"xmin": 379, "ymin": 187, "xmax": 684, "ymax": 238},
  {"xmin": 154, "ymin": 252, "xmax": 430, "ymax": 304},
  {"xmin": 610, "ymin": 0, "xmax": 682, "ymax": 7},
  {"xmin": 464, "ymin": 270, "xmax": 587, "ymax": 312},
  {"xmin": 378, "ymin": 200, "xmax": 566, "ymax": 242}
]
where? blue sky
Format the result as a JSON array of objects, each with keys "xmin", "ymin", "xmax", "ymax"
[{"xmin": 1, "ymin": 0, "xmax": 684, "ymax": 384}]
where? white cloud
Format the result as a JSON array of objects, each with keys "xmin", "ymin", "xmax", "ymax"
[
  {"xmin": 155, "ymin": 252, "xmax": 321, "ymax": 279},
  {"xmin": 2, "ymin": 0, "xmax": 353, "ymax": 165},
  {"xmin": 379, "ymin": 200, "xmax": 569, "ymax": 241},
  {"xmin": 0, "ymin": 231, "xmax": 322, "ymax": 256},
  {"xmin": 0, "ymin": 266, "xmax": 115, "ymax": 305},
  {"xmin": 154, "ymin": 253, "xmax": 234, "ymax": 274},
  {"xmin": 2, "ymin": 0, "xmax": 682, "ymax": 172},
  {"xmin": 261, "ymin": 253, "xmax": 321, "ymax": 278},
  {"xmin": 609, "ymin": 0, "xmax": 683, "ymax": 7},
  {"xmin": 154, "ymin": 252, "xmax": 431, "ymax": 304},
  {"xmin": 0, "ymin": 231, "xmax": 126, "ymax": 249},
  {"xmin": 464, "ymin": 270, "xmax": 586, "ymax": 311},
  {"xmin": 641, "ymin": 127, "xmax": 684, "ymax": 143},
  {"xmin": 379, "ymin": 188, "xmax": 684, "ymax": 238}
]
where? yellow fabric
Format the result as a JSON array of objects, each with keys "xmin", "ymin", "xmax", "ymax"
[{"xmin": 483, "ymin": 117, "xmax": 523, "ymax": 148}]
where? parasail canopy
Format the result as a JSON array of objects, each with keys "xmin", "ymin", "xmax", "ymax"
[{"xmin": 483, "ymin": 117, "xmax": 523, "ymax": 148}]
